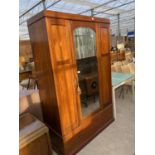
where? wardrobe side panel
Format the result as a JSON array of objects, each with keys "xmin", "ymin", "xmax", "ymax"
[{"xmin": 28, "ymin": 18, "xmax": 62, "ymax": 134}]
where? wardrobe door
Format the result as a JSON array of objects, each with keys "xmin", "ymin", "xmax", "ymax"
[
  {"xmin": 72, "ymin": 22, "xmax": 102, "ymax": 119},
  {"xmin": 97, "ymin": 23, "xmax": 112, "ymax": 108},
  {"xmin": 46, "ymin": 18, "xmax": 78, "ymax": 136}
]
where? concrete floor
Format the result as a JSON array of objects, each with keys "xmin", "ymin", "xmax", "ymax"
[{"xmin": 53, "ymin": 88, "xmax": 135, "ymax": 155}]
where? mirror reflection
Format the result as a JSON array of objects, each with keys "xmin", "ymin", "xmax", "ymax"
[{"xmin": 74, "ymin": 27, "xmax": 100, "ymax": 118}]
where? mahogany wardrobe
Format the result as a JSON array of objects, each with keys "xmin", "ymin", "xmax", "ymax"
[{"xmin": 28, "ymin": 10, "xmax": 114, "ymax": 155}]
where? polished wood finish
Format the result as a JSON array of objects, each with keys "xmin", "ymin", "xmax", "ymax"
[
  {"xmin": 28, "ymin": 10, "xmax": 113, "ymax": 155},
  {"xmin": 28, "ymin": 18, "xmax": 62, "ymax": 135},
  {"xmin": 27, "ymin": 10, "xmax": 110, "ymax": 26},
  {"xmin": 98, "ymin": 24, "xmax": 112, "ymax": 108}
]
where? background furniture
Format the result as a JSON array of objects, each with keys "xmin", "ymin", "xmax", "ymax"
[
  {"xmin": 20, "ymin": 63, "xmax": 38, "ymax": 89},
  {"xmin": 20, "ymin": 71, "xmax": 38, "ymax": 89},
  {"xmin": 121, "ymin": 65, "xmax": 130, "ymax": 73},
  {"xmin": 128, "ymin": 63, "xmax": 135, "ymax": 73},
  {"xmin": 111, "ymin": 61, "xmax": 135, "ymax": 74},
  {"xmin": 110, "ymin": 52, "xmax": 118, "ymax": 62},
  {"xmin": 111, "ymin": 65, "xmax": 116, "ymax": 72},
  {"xmin": 112, "ymin": 72, "xmax": 135, "ymax": 118},
  {"xmin": 27, "ymin": 71, "xmax": 38, "ymax": 89},
  {"xmin": 110, "ymin": 51, "xmax": 125, "ymax": 64},
  {"xmin": 125, "ymin": 52, "xmax": 133, "ymax": 62},
  {"xmin": 19, "ymin": 90, "xmax": 43, "ymax": 121},
  {"xmin": 19, "ymin": 113, "xmax": 52, "ymax": 155},
  {"xmin": 118, "ymin": 51, "xmax": 125, "ymax": 61},
  {"xmin": 19, "ymin": 69, "xmax": 32, "ymax": 82},
  {"xmin": 28, "ymin": 10, "xmax": 113, "ymax": 155}
]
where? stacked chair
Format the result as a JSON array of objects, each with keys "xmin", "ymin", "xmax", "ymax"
[{"xmin": 20, "ymin": 62, "xmax": 38, "ymax": 90}]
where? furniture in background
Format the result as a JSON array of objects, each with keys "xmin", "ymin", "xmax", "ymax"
[
  {"xmin": 110, "ymin": 51, "xmax": 125, "ymax": 64},
  {"xmin": 110, "ymin": 50, "xmax": 134, "ymax": 64},
  {"xmin": 29, "ymin": 57, "xmax": 34, "ymax": 62},
  {"xmin": 20, "ymin": 62, "xmax": 38, "ymax": 89},
  {"xmin": 125, "ymin": 52, "xmax": 133, "ymax": 62},
  {"xmin": 114, "ymin": 64, "xmax": 122, "ymax": 72},
  {"xmin": 112, "ymin": 72, "xmax": 135, "ymax": 119},
  {"xmin": 20, "ymin": 71, "xmax": 38, "ymax": 89},
  {"xmin": 19, "ymin": 89, "xmax": 43, "ymax": 121},
  {"xmin": 111, "ymin": 62, "xmax": 135, "ymax": 99},
  {"xmin": 113, "ymin": 62, "xmax": 122, "ymax": 72},
  {"xmin": 19, "ymin": 69, "xmax": 32, "ymax": 82},
  {"xmin": 121, "ymin": 65, "xmax": 130, "ymax": 73},
  {"xmin": 114, "ymin": 61, "xmax": 122, "ymax": 66},
  {"xmin": 27, "ymin": 71, "xmax": 38, "ymax": 89},
  {"xmin": 110, "ymin": 51, "xmax": 117, "ymax": 62},
  {"xmin": 19, "ymin": 56, "xmax": 26, "ymax": 71},
  {"xmin": 83, "ymin": 74, "xmax": 98, "ymax": 106},
  {"xmin": 19, "ymin": 113, "xmax": 52, "ymax": 155},
  {"xmin": 121, "ymin": 60, "xmax": 128, "ymax": 65},
  {"xmin": 118, "ymin": 51, "xmax": 125, "ymax": 61},
  {"xmin": 28, "ymin": 10, "xmax": 113, "ymax": 155},
  {"xmin": 19, "ymin": 40, "xmax": 33, "ymax": 59},
  {"xmin": 111, "ymin": 61, "xmax": 135, "ymax": 74},
  {"xmin": 120, "ymin": 65, "xmax": 132, "ymax": 97},
  {"xmin": 111, "ymin": 65, "xmax": 116, "ymax": 72},
  {"xmin": 128, "ymin": 63, "xmax": 135, "ymax": 73}
]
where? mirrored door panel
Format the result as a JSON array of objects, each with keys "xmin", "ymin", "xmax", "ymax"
[{"xmin": 73, "ymin": 27, "xmax": 101, "ymax": 118}]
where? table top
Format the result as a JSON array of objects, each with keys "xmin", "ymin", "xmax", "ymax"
[{"xmin": 112, "ymin": 72, "xmax": 134, "ymax": 87}]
